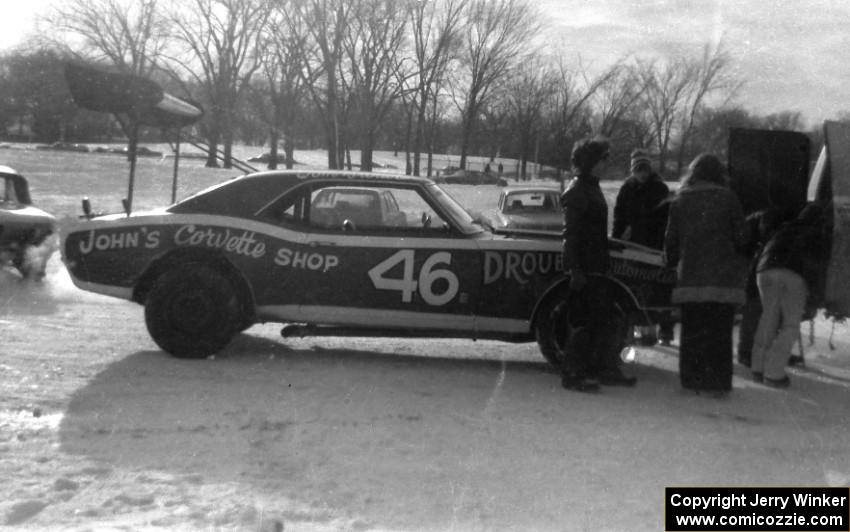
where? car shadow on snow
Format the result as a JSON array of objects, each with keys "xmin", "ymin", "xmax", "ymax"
[{"xmin": 54, "ymin": 331, "xmax": 850, "ymax": 530}]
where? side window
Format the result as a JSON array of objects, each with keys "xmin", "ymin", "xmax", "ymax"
[
  {"xmin": 388, "ymin": 188, "xmax": 448, "ymax": 231},
  {"xmin": 256, "ymin": 187, "xmax": 308, "ymax": 226},
  {"xmin": 305, "ymin": 185, "xmax": 450, "ymax": 233},
  {"xmin": 2, "ymin": 177, "xmax": 18, "ymax": 205}
]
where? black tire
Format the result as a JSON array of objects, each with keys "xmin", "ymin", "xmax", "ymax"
[
  {"xmin": 535, "ymin": 293, "xmax": 573, "ymax": 369},
  {"xmin": 535, "ymin": 290, "xmax": 629, "ymax": 370},
  {"xmin": 144, "ymin": 263, "xmax": 242, "ymax": 358}
]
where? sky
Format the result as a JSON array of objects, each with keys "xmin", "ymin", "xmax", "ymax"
[
  {"xmin": 538, "ymin": 0, "xmax": 850, "ymax": 127},
  {"xmin": 2, "ymin": 0, "xmax": 849, "ymax": 128}
]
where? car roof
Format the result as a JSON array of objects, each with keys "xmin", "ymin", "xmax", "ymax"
[
  {"xmin": 240, "ymin": 169, "xmax": 433, "ymax": 186},
  {"xmin": 0, "ymin": 165, "xmax": 22, "ymax": 177},
  {"xmin": 317, "ymin": 186, "xmax": 380, "ymax": 194},
  {"xmin": 505, "ymin": 187, "xmax": 558, "ymax": 195}
]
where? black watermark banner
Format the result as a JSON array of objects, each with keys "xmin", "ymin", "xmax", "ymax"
[{"xmin": 665, "ymin": 487, "xmax": 849, "ymax": 531}]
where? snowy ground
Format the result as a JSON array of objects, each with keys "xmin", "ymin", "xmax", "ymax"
[{"xmin": 1, "ymin": 252, "xmax": 849, "ymax": 532}]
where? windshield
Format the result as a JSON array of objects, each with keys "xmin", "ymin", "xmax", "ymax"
[
  {"xmin": 426, "ymin": 183, "xmax": 483, "ymax": 235},
  {"xmin": 504, "ymin": 190, "xmax": 559, "ymax": 213}
]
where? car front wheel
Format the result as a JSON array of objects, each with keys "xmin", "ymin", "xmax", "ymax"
[
  {"xmin": 535, "ymin": 295, "xmax": 573, "ymax": 369},
  {"xmin": 144, "ymin": 263, "xmax": 241, "ymax": 358},
  {"xmin": 535, "ymin": 291, "xmax": 629, "ymax": 371}
]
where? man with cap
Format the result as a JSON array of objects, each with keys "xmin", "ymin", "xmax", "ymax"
[
  {"xmin": 560, "ymin": 136, "xmax": 637, "ymax": 391},
  {"xmin": 613, "ymin": 149, "xmax": 670, "ymax": 249},
  {"xmin": 613, "ymin": 149, "xmax": 674, "ymax": 344}
]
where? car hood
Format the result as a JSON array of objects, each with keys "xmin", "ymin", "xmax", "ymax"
[
  {"xmin": 0, "ymin": 205, "xmax": 57, "ymax": 225},
  {"xmin": 90, "ymin": 207, "xmax": 171, "ymax": 221},
  {"xmin": 494, "ymin": 211, "xmax": 562, "ymax": 231}
]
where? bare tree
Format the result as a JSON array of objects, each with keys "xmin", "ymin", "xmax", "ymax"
[
  {"xmin": 452, "ymin": 0, "xmax": 539, "ymax": 170},
  {"xmin": 503, "ymin": 54, "xmax": 557, "ymax": 180},
  {"xmin": 44, "ymin": 0, "xmax": 168, "ymax": 76},
  {"xmin": 280, "ymin": 0, "xmax": 354, "ymax": 169},
  {"xmin": 257, "ymin": 0, "xmax": 310, "ymax": 169},
  {"xmin": 591, "ymin": 63, "xmax": 647, "ymax": 140},
  {"xmin": 407, "ymin": 0, "xmax": 466, "ymax": 175},
  {"xmin": 635, "ymin": 56, "xmax": 694, "ymax": 174},
  {"xmin": 167, "ymin": 0, "xmax": 270, "ymax": 168},
  {"xmin": 544, "ymin": 52, "xmax": 617, "ymax": 181},
  {"xmin": 343, "ymin": 0, "xmax": 408, "ymax": 171},
  {"xmin": 673, "ymin": 41, "xmax": 740, "ymax": 174},
  {"xmin": 635, "ymin": 41, "xmax": 738, "ymax": 176}
]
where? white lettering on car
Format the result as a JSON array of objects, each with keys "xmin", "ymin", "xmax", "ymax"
[
  {"xmin": 368, "ymin": 249, "xmax": 459, "ymax": 306},
  {"xmin": 78, "ymin": 227, "xmax": 161, "ymax": 255},
  {"xmin": 174, "ymin": 225, "xmax": 266, "ymax": 258},
  {"xmin": 483, "ymin": 251, "xmax": 562, "ymax": 285},
  {"xmin": 274, "ymin": 247, "xmax": 339, "ymax": 273}
]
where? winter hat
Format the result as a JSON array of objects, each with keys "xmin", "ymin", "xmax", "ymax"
[
  {"xmin": 630, "ymin": 149, "xmax": 652, "ymax": 174},
  {"xmin": 571, "ymin": 136, "xmax": 610, "ymax": 173}
]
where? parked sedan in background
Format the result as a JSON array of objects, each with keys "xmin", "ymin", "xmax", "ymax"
[
  {"xmin": 478, "ymin": 187, "xmax": 562, "ymax": 233},
  {"xmin": 0, "ymin": 166, "xmax": 57, "ymax": 279}
]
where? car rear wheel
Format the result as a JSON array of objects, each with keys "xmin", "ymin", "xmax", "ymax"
[{"xmin": 144, "ymin": 263, "xmax": 241, "ymax": 358}]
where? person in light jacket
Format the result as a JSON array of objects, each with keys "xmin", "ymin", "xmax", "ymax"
[{"xmin": 664, "ymin": 153, "xmax": 749, "ymax": 397}]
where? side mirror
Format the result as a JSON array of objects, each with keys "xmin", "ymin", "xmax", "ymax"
[{"xmin": 81, "ymin": 197, "xmax": 92, "ymax": 219}]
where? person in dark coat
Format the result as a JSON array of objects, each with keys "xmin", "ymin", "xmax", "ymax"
[
  {"xmin": 750, "ymin": 203, "xmax": 829, "ymax": 388},
  {"xmin": 613, "ymin": 149, "xmax": 670, "ymax": 249},
  {"xmin": 664, "ymin": 153, "xmax": 749, "ymax": 397},
  {"xmin": 613, "ymin": 149, "xmax": 674, "ymax": 343},
  {"xmin": 560, "ymin": 136, "xmax": 637, "ymax": 392}
]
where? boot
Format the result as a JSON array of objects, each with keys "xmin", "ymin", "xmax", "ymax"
[{"xmin": 561, "ymin": 371, "xmax": 600, "ymax": 393}]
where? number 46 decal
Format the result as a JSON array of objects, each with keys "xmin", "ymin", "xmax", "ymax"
[{"xmin": 368, "ymin": 249, "xmax": 459, "ymax": 306}]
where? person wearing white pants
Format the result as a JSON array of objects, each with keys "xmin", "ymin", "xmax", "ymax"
[
  {"xmin": 750, "ymin": 204, "xmax": 828, "ymax": 388},
  {"xmin": 751, "ymin": 268, "xmax": 807, "ymax": 386}
]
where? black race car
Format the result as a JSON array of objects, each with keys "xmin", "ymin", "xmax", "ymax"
[{"xmin": 62, "ymin": 170, "xmax": 674, "ymax": 362}]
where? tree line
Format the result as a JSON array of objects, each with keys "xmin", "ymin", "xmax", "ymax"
[{"xmin": 0, "ymin": 0, "xmax": 824, "ymax": 179}]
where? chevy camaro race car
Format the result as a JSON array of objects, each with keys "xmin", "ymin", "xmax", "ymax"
[
  {"xmin": 61, "ymin": 171, "xmax": 675, "ymax": 364},
  {"xmin": 1, "ymin": 165, "xmax": 57, "ymax": 279}
]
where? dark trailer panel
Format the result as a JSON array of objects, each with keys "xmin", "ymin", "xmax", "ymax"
[{"xmin": 728, "ymin": 127, "xmax": 812, "ymax": 216}]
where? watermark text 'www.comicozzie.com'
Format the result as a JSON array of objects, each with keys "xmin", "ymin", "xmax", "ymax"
[{"xmin": 665, "ymin": 487, "xmax": 849, "ymax": 531}]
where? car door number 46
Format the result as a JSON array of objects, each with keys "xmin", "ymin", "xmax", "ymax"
[{"xmin": 368, "ymin": 249, "xmax": 459, "ymax": 306}]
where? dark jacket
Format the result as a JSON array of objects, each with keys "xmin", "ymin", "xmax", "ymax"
[
  {"xmin": 664, "ymin": 183, "xmax": 749, "ymax": 304},
  {"xmin": 612, "ymin": 173, "xmax": 670, "ymax": 249},
  {"xmin": 757, "ymin": 216, "xmax": 828, "ymax": 303},
  {"xmin": 561, "ymin": 173, "xmax": 610, "ymax": 275}
]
